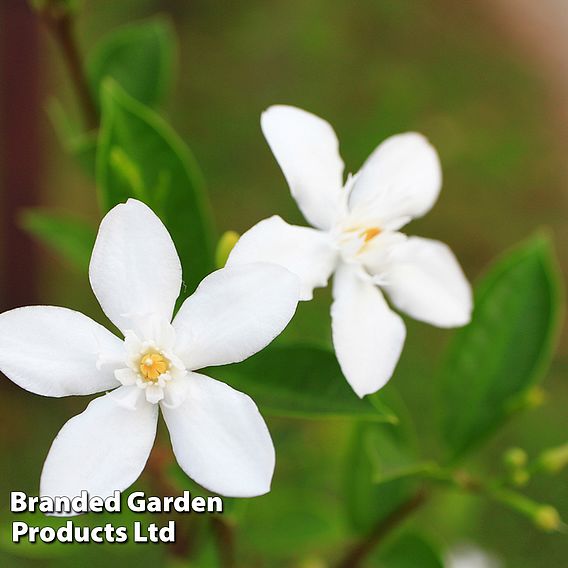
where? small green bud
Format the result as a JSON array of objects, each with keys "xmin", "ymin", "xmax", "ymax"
[
  {"xmin": 215, "ymin": 230, "xmax": 240, "ymax": 268},
  {"xmin": 503, "ymin": 447, "xmax": 528, "ymax": 469},
  {"xmin": 538, "ymin": 443, "xmax": 568, "ymax": 475},
  {"xmin": 525, "ymin": 386, "xmax": 547, "ymax": 409},
  {"xmin": 534, "ymin": 505, "xmax": 561, "ymax": 532},
  {"xmin": 511, "ymin": 469, "xmax": 530, "ymax": 487}
]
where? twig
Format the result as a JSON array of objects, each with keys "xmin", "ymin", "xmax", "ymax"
[
  {"xmin": 145, "ymin": 445, "xmax": 196, "ymax": 559},
  {"xmin": 336, "ymin": 488, "xmax": 428, "ymax": 568},
  {"xmin": 38, "ymin": 1, "xmax": 98, "ymax": 130},
  {"xmin": 211, "ymin": 517, "xmax": 237, "ymax": 568}
]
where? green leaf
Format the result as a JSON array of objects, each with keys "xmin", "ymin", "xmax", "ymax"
[
  {"xmin": 47, "ymin": 98, "xmax": 97, "ymax": 177},
  {"xmin": 48, "ymin": 17, "xmax": 175, "ymax": 177},
  {"xmin": 20, "ymin": 210, "xmax": 96, "ymax": 272},
  {"xmin": 440, "ymin": 233, "xmax": 563, "ymax": 460},
  {"xmin": 344, "ymin": 388, "xmax": 420, "ymax": 534},
  {"xmin": 377, "ymin": 532, "xmax": 444, "ymax": 568},
  {"xmin": 97, "ymin": 80, "xmax": 216, "ymax": 295},
  {"xmin": 87, "ymin": 17, "xmax": 175, "ymax": 109},
  {"xmin": 209, "ymin": 345, "xmax": 397, "ymax": 422}
]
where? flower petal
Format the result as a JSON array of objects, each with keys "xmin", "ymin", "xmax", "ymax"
[
  {"xmin": 161, "ymin": 375, "xmax": 191, "ymax": 409},
  {"xmin": 348, "ymin": 133, "xmax": 442, "ymax": 227},
  {"xmin": 0, "ymin": 306, "xmax": 123, "ymax": 397},
  {"xmin": 89, "ymin": 199, "xmax": 182, "ymax": 334},
  {"xmin": 173, "ymin": 263, "xmax": 300, "ymax": 369},
  {"xmin": 227, "ymin": 215, "xmax": 337, "ymax": 300},
  {"xmin": 162, "ymin": 373, "xmax": 274, "ymax": 497},
  {"xmin": 145, "ymin": 384, "xmax": 164, "ymax": 404},
  {"xmin": 40, "ymin": 389, "xmax": 158, "ymax": 509},
  {"xmin": 261, "ymin": 105, "xmax": 345, "ymax": 230},
  {"xmin": 331, "ymin": 263, "xmax": 406, "ymax": 397},
  {"xmin": 382, "ymin": 237, "xmax": 472, "ymax": 327},
  {"xmin": 115, "ymin": 368, "xmax": 137, "ymax": 386}
]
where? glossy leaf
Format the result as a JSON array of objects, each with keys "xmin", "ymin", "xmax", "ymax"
[
  {"xmin": 97, "ymin": 80, "xmax": 216, "ymax": 295},
  {"xmin": 209, "ymin": 345, "xmax": 397, "ymax": 422},
  {"xmin": 87, "ymin": 17, "xmax": 175, "ymax": 109},
  {"xmin": 440, "ymin": 234, "xmax": 563, "ymax": 460},
  {"xmin": 20, "ymin": 210, "xmax": 96, "ymax": 273}
]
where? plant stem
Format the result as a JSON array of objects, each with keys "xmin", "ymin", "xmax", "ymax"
[
  {"xmin": 39, "ymin": 2, "xmax": 98, "ymax": 130},
  {"xmin": 336, "ymin": 488, "xmax": 428, "ymax": 568},
  {"xmin": 145, "ymin": 445, "xmax": 196, "ymax": 559},
  {"xmin": 211, "ymin": 517, "xmax": 237, "ymax": 568}
]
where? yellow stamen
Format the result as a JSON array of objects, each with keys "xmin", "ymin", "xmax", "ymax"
[
  {"xmin": 362, "ymin": 227, "xmax": 381, "ymax": 242},
  {"xmin": 139, "ymin": 352, "xmax": 169, "ymax": 381}
]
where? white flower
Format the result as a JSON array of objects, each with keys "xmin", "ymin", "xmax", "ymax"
[
  {"xmin": 0, "ymin": 199, "xmax": 301, "ymax": 503},
  {"xmin": 445, "ymin": 544, "xmax": 502, "ymax": 568},
  {"xmin": 227, "ymin": 105, "xmax": 472, "ymax": 397}
]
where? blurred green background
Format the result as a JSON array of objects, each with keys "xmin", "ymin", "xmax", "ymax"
[{"xmin": 0, "ymin": 0, "xmax": 566, "ymax": 566}]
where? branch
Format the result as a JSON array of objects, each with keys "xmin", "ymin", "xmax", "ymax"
[
  {"xmin": 336, "ymin": 488, "xmax": 428, "ymax": 568},
  {"xmin": 211, "ymin": 517, "xmax": 237, "ymax": 568},
  {"xmin": 145, "ymin": 445, "xmax": 197, "ymax": 559},
  {"xmin": 38, "ymin": 2, "xmax": 98, "ymax": 130}
]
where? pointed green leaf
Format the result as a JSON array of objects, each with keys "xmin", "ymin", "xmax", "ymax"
[
  {"xmin": 209, "ymin": 345, "xmax": 397, "ymax": 421},
  {"xmin": 48, "ymin": 17, "xmax": 175, "ymax": 178},
  {"xmin": 20, "ymin": 210, "xmax": 96, "ymax": 272},
  {"xmin": 440, "ymin": 233, "xmax": 563, "ymax": 459},
  {"xmin": 97, "ymin": 81, "xmax": 216, "ymax": 295},
  {"xmin": 87, "ymin": 17, "xmax": 175, "ymax": 109}
]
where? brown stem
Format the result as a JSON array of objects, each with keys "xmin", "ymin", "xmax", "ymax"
[
  {"xmin": 336, "ymin": 488, "xmax": 428, "ymax": 568},
  {"xmin": 145, "ymin": 445, "xmax": 180, "ymax": 497},
  {"xmin": 39, "ymin": 2, "xmax": 98, "ymax": 130},
  {"xmin": 145, "ymin": 445, "xmax": 197, "ymax": 559},
  {"xmin": 211, "ymin": 517, "xmax": 237, "ymax": 568}
]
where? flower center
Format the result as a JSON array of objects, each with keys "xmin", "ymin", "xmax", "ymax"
[
  {"xmin": 335, "ymin": 224, "xmax": 384, "ymax": 261},
  {"xmin": 361, "ymin": 227, "xmax": 381, "ymax": 242},
  {"xmin": 139, "ymin": 352, "xmax": 169, "ymax": 382}
]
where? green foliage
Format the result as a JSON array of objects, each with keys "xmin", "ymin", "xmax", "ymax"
[
  {"xmin": 48, "ymin": 18, "xmax": 175, "ymax": 178},
  {"xmin": 440, "ymin": 234, "xmax": 563, "ymax": 460},
  {"xmin": 20, "ymin": 210, "xmax": 96, "ymax": 272},
  {"xmin": 87, "ymin": 18, "xmax": 175, "ymax": 110},
  {"xmin": 210, "ymin": 345, "xmax": 396, "ymax": 421},
  {"xmin": 47, "ymin": 99, "xmax": 98, "ymax": 177},
  {"xmin": 344, "ymin": 389, "xmax": 419, "ymax": 534},
  {"xmin": 97, "ymin": 80, "xmax": 216, "ymax": 295},
  {"xmin": 377, "ymin": 532, "xmax": 444, "ymax": 568},
  {"xmin": 240, "ymin": 487, "xmax": 341, "ymax": 557},
  {"xmin": 12, "ymin": 3, "xmax": 568, "ymax": 566}
]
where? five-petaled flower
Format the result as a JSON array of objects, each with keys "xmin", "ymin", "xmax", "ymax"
[
  {"xmin": 227, "ymin": 105, "xmax": 473, "ymax": 397},
  {"xmin": 0, "ymin": 199, "xmax": 301, "ymax": 506}
]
